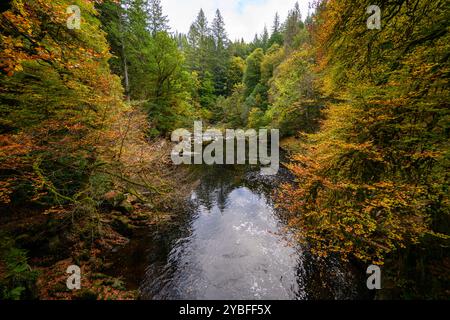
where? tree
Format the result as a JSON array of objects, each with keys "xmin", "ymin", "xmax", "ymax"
[
  {"xmin": 268, "ymin": 12, "xmax": 283, "ymax": 47},
  {"xmin": 0, "ymin": 0, "xmax": 124, "ymax": 208},
  {"xmin": 260, "ymin": 44, "xmax": 284, "ymax": 86},
  {"xmin": 266, "ymin": 50, "xmax": 318, "ymax": 135},
  {"xmin": 284, "ymin": 2, "xmax": 304, "ymax": 50},
  {"xmin": 226, "ymin": 56, "xmax": 245, "ymax": 95},
  {"xmin": 211, "ymin": 9, "xmax": 228, "ymax": 51},
  {"xmin": 211, "ymin": 9, "xmax": 229, "ymax": 96},
  {"xmin": 250, "ymin": 33, "xmax": 263, "ymax": 51},
  {"xmin": 124, "ymin": 0, "xmax": 154, "ymax": 99},
  {"xmin": 217, "ymin": 84, "xmax": 247, "ymax": 126},
  {"xmin": 261, "ymin": 25, "xmax": 269, "ymax": 51},
  {"xmin": 198, "ymin": 71, "xmax": 216, "ymax": 111},
  {"xmin": 147, "ymin": 0, "xmax": 170, "ymax": 36},
  {"xmin": 98, "ymin": 0, "xmax": 197, "ymax": 133},
  {"xmin": 187, "ymin": 9, "xmax": 212, "ymax": 74},
  {"xmin": 243, "ymin": 48, "xmax": 265, "ymax": 97},
  {"xmin": 144, "ymin": 32, "xmax": 196, "ymax": 134},
  {"xmin": 278, "ymin": 0, "xmax": 450, "ymax": 271},
  {"xmin": 228, "ymin": 38, "xmax": 251, "ymax": 59},
  {"xmin": 98, "ymin": 1, "xmax": 131, "ymax": 100}
]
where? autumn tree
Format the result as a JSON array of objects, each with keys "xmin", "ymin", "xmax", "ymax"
[
  {"xmin": 0, "ymin": 0, "xmax": 124, "ymax": 209},
  {"xmin": 279, "ymin": 0, "xmax": 450, "ymax": 269}
]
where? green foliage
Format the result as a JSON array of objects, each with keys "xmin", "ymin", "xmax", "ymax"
[
  {"xmin": 245, "ymin": 83, "xmax": 269, "ymax": 112},
  {"xmin": 147, "ymin": 0, "xmax": 170, "ymax": 36},
  {"xmin": 216, "ymin": 84, "xmax": 247, "ymax": 126},
  {"xmin": 228, "ymin": 39, "xmax": 252, "ymax": 59},
  {"xmin": 186, "ymin": 9, "xmax": 214, "ymax": 78},
  {"xmin": 143, "ymin": 32, "xmax": 197, "ymax": 133},
  {"xmin": 226, "ymin": 56, "xmax": 245, "ymax": 95},
  {"xmin": 198, "ymin": 71, "xmax": 216, "ymax": 111},
  {"xmin": 265, "ymin": 49, "xmax": 320, "ymax": 135},
  {"xmin": 243, "ymin": 48, "xmax": 265, "ymax": 97},
  {"xmin": 211, "ymin": 10, "xmax": 230, "ymax": 96},
  {"xmin": 268, "ymin": 12, "xmax": 284, "ymax": 47},
  {"xmin": 260, "ymin": 44, "xmax": 284, "ymax": 86},
  {"xmin": 283, "ymin": 2, "xmax": 303, "ymax": 50},
  {"xmin": 0, "ymin": 236, "xmax": 38, "ymax": 300},
  {"xmin": 247, "ymin": 107, "xmax": 269, "ymax": 129},
  {"xmin": 98, "ymin": 1, "xmax": 198, "ymax": 134}
]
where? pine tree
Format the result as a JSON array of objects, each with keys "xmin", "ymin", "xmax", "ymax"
[
  {"xmin": 212, "ymin": 9, "xmax": 228, "ymax": 50},
  {"xmin": 188, "ymin": 9, "xmax": 210, "ymax": 48},
  {"xmin": 147, "ymin": 0, "xmax": 170, "ymax": 36},
  {"xmin": 186, "ymin": 9, "xmax": 216, "ymax": 107},
  {"xmin": 243, "ymin": 48, "xmax": 264, "ymax": 97},
  {"xmin": 268, "ymin": 12, "xmax": 283, "ymax": 47},
  {"xmin": 272, "ymin": 12, "xmax": 281, "ymax": 33},
  {"xmin": 261, "ymin": 25, "xmax": 269, "ymax": 51},
  {"xmin": 211, "ymin": 9, "xmax": 230, "ymax": 96},
  {"xmin": 284, "ymin": 2, "xmax": 303, "ymax": 50},
  {"xmin": 187, "ymin": 9, "xmax": 212, "ymax": 74},
  {"xmin": 251, "ymin": 33, "xmax": 264, "ymax": 51},
  {"xmin": 99, "ymin": 0, "xmax": 196, "ymax": 132}
]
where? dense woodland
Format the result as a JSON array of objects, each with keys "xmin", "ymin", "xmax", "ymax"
[{"xmin": 0, "ymin": 0, "xmax": 448, "ymax": 299}]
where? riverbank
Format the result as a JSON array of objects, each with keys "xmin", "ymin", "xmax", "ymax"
[
  {"xmin": 0, "ymin": 140, "xmax": 194, "ymax": 300},
  {"xmin": 0, "ymin": 107, "xmax": 196, "ymax": 300}
]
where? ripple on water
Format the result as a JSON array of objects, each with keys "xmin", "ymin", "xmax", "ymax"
[
  {"xmin": 139, "ymin": 166, "xmax": 365, "ymax": 300},
  {"xmin": 141, "ymin": 185, "xmax": 304, "ymax": 300}
]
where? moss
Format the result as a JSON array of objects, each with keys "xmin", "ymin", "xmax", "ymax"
[
  {"xmin": 118, "ymin": 201, "xmax": 134, "ymax": 215},
  {"xmin": 111, "ymin": 216, "xmax": 133, "ymax": 237}
]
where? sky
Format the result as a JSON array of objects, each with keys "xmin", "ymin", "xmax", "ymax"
[{"xmin": 160, "ymin": 0, "xmax": 312, "ymax": 42}]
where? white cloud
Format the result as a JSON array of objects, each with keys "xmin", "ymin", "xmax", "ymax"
[{"xmin": 160, "ymin": 0, "xmax": 312, "ymax": 42}]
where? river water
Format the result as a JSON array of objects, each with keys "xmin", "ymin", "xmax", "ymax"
[{"xmin": 119, "ymin": 163, "xmax": 370, "ymax": 300}]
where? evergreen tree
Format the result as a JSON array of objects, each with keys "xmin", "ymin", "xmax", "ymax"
[
  {"xmin": 268, "ymin": 12, "xmax": 283, "ymax": 47},
  {"xmin": 147, "ymin": 0, "xmax": 170, "ymax": 36},
  {"xmin": 272, "ymin": 12, "xmax": 281, "ymax": 33},
  {"xmin": 187, "ymin": 9, "xmax": 213, "ymax": 75},
  {"xmin": 250, "ymin": 33, "xmax": 263, "ymax": 51},
  {"xmin": 229, "ymin": 39, "xmax": 251, "ymax": 59},
  {"xmin": 99, "ymin": 0, "xmax": 196, "ymax": 133},
  {"xmin": 226, "ymin": 56, "xmax": 245, "ymax": 95},
  {"xmin": 186, "ymin": 9, "xmax": 216, "ymax": 107},
  {"xmin": 211, "ymin": 9, "xmax": 229, "ymax": 96},
  {"xmin": 284, "ymin": 2, "xmax": 303, "ymax": 50},
  {"xmin": 261, "ymin": 25, "xmax": 269, "ymax": 51},
  {"xmin": 212, "ymin": 9, "xmax": 228, "ymax": 50},
  {"xmin": 98, "ymin": 1, "xmax": 130, "ymax": 98},
  {"xmin": 243, "ymin": 48, "xmax": 264, "ymax": 97}
]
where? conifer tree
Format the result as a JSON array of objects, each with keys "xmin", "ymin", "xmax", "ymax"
[
  {"xmin": 261, "ymin": 25, "xmax": 269, "ymax": 51},
  {"xmin": 147, "ymin": 0, "xmax": 170, "ymax": 36},
  {"xmin": 210, "ymin": 9, "xmax": 230, "ymax": 96},
  {"xmin": 268, "ymin": 12, "xmax": 283, "ymax": 47},
  {"xmin": 284, "ymin": 2, "xmax": 303, "ymax": 50}
]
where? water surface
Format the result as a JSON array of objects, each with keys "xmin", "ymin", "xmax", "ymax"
[{"xmin": 135, "ymin": 165, "xmax": 367, "ymax": 300}]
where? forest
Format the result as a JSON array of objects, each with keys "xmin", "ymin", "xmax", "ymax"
[{"xmin": 0, "ymin": 0, "xmax": 448, "ymax": 300}]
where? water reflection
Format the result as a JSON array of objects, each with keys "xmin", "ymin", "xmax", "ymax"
[{"xmin": 139, "ymin": 165, "xmax": 366, "ymax": 300}]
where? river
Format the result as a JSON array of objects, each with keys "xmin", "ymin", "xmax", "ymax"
[{"xmin": 112, "ymin": 162, "xmax": 370, "ymax": 300}]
